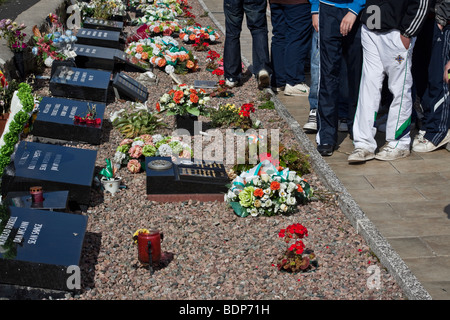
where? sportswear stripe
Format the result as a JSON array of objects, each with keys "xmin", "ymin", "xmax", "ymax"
[{"xmin": 405, "ymin": 0, "xmax": 429, "ymax": 36}]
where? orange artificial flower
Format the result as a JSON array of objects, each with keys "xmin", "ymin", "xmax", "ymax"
[
  {"xmin": 186, "ymin": 60, "xmax": 195, "ymax": 69},
  {"xmin": 270, "ymin": 181, "xmax": 280, "ymax": 191},
  {"xmin": 189, "ymin": 33, "xmax": 197, "ymax": 41},
  {"xmin": 174, "ymin": 90, "xmax": 184, "ymax": 103},
  {"xmin": 157, "ymin": 58, "xmax": 166, "ymax": 67},
  {"xmin": 141, "ymin": 52, "xmax": 149, "ymax": 60},
  {"xmin": 156, "ymin": 102, "xmax": 161, "ymax": 112},
  {"xmin": 190, "ymin": 88, "xmax": 197, "ymax": 94},
  {"xmin": 153, "ymin": 27, "xmax": 160, "ymax": 33},
  {"xmin": 190, "ymin": 93, "xmax": 199, "ymax": 103},
  {"xmin": 296, "ymin": 184, "xmax": 303, "ymax": 193},
  {"xmin": 254, "ymin": 188, "xmax": 264, "ymax": 197},
  {"xmin": 136, "ymin": 45, "xmax": 143, "ymax": 53}
]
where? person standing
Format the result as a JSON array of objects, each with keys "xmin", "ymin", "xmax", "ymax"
[
  {"xmin": 310, "ymin": 0, "xmax": 365, "ymax": 156},
  {"xmin": 412, "ymin": 0, "xmax": 450, "ymax": 153},
  {"xmin": 269, "ymin": 0, "xmax": 312, "ymax": 96},
  {"xmin": 223, "ymin": 0, "xmax": 272, "ymax": 89},
  {"xmin": 348, "ymin": 0, "xmax": 431, "ymax": 163}
]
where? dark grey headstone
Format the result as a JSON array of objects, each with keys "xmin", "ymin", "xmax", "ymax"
[
  {"xmin": 76, "ymin": 28, "xmax": 120, "ymax": 49},
  {"xmin": 146, "ymin": 157, "xmax": 229, "ymax": 195},
  {"xmin": 0, "ymin": 206, "xmax": 87, "ymax": 291},
  {"xmin": 83, "ymin": 17, "xmax": 123, "ymax": 32},
  {"xmin": 2, "ymin": 141, "xmax": 97, "ymax": 206},
  {"xmin": 32, "ymin": 97, "xmax": 106, "ymax": 145},
  {"xmin": 112, "ymin": 72, "xmax": 148, "ymax": 102},
  {"xmin": 49, "ymin": 66, "xmax": 111, "ymax": 103}
]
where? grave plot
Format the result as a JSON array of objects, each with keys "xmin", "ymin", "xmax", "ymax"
[
  {"xmin": 32, "ymin": 97, "xmax": 106, "ymax": 145},
  {"xmin": 0, "ymin": 206, "xmax": 88, "ymax": 291},
  {"xmin": 146, "ymin": 157, "xmax": 229, "ymax": 202},
  {"xmin": 1, "ymin": 141, "xmax": 97, "ymax": 208},
  {"xmin": 49, "ymin": 66, "xmax": 112, "ymax": 103}
]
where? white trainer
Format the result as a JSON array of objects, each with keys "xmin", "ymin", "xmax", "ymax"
[
  {"xmin": 413, "ymin": 130, "xmax": 450, "ymax": 153},
  {"xmin": 348, "ymin": 148, "xmax": 375, "ymax": 163},
  {"xmin": 375, "ymin": 145, "xmax": 410, "ymax": 161},
  {"xmin": 303, "ymin": 109, "xmax": 317, "ymax": 132},
  {"xmin": 225, "ymin": 78, "xmax": 238, "ymax": 88},
  {"xmin": 284, "ymin": 83, "xmax": 310, "ymax": 96},
  {"xmin": 412, "ymin": 130, "xmax": 426, "ymax": 148}
]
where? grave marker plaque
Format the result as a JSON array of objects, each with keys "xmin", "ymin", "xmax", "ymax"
[
  {"xmin": 112, "ymin": 72, "xmax": 148, "ymax": 102},
  {"xmin": 76, "ymin": 28, "xmax": 120, "ymax": 49},
  {"xmin": 0, "ymin": 206, "xmax": 87, "ymax": 291},
  {"xmin": 73, "ymin": 44, "xmax": 150, "ymax": 72},
  {"xmin": 32, "ymin": 97, "xmax": 106, "ymax": 145},
  {"xmin": 83, "ymin": 17, "xmax": 124, "ymax": 32},
  {"xmin": 49, "ymin": 66, "xmax": 111, "ymax": 103},
  {"xmin": 2, "ymin": 141, "xmax": 97, "ymax": 207},
  {"xmin": 146, "ymin": 157, "xmax": 228, "ymax": 202}
]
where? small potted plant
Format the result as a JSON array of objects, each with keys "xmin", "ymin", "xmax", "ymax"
[
  {"xmin": 99, "ymin": 158, "xmax": 122, "ymax": 195},
  {"xmin": 276, "ymin": 223, "xmax": 318, "ymax": 273}
]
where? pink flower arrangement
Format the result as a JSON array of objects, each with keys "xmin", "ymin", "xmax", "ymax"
[
  {"xmin": 127, "ymin": 159, "xmax": 141, "ymax": 173},
  {"xmin": 129, "ymin": 145, "xmax": 143, "ymax": 159}
]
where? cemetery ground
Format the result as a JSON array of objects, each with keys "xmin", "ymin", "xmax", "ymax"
[{"xmin": 0, "ymin": 0, "xmax": 407, "ymax": 300}]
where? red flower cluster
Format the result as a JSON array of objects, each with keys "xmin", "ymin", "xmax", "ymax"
[
  {"xmin": 207, "ymin": 50, "xmax": 220, "ymax": 61},
  {"xmin": 238, "ymin": 103, "xmax": 255, "ymax": 118},
  {"xmin": 278, "ymin": 223, "xmax": 308, "ymax": 240},
  {"xmin": 288, "ymin": 240, "xmax": 305, "ymax": 255},
  {"xmin": 212, "ymin": 68, "xmax": 224, "ymax": 76}
]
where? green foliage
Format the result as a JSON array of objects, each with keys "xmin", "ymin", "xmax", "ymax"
[
  {"xmin": 279, "ymin": 146, "xmax": 311, "ymax": 176},
  {"xmin": 209, "ymin": 103, "xmax": 240, "ymax": 128},
  {"xmin": 113, "ymin": 108, "xmax": 166, "ymax": 139}
]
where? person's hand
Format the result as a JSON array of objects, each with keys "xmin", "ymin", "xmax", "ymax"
[
  {"xmin": 340, "ymin": 12, "xmax": 357, "ymax": 36},
  {"xmin": 438, "ymin": 23, "xmax": 444, "ymax": 31},
  {"xmin": 444, "ymin": 60, "xmax": 450, "ymax": 84},
  {"xmin": 312, "ymin": 14, "xmax": 319, "ymax": 32},
  {"xmin": 400, "ymin": 34, "xmax": 411, "ymax": 49}
]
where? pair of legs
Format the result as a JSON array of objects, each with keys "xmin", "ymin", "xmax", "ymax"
[
  {"xmin": 223, "ymin": 0, "xmax": 272, "ymax": 84},
  {"xmin": 350, "ymin": 25, "xmax": 415, "ymax": 162},
  {"xmin": 316, "ymin": 4, "xmax": 362, "ymax": 154},
  {"xmin": 270, "ymin": 3, "xmax": 311, "ymax": 94},
  {"xmin": 306, "ymin": 28, "xmax": 349, "ymax": 132},
  {"xmin": 413, "ymin": 23, "xmax": 450, "ymax": 152}
]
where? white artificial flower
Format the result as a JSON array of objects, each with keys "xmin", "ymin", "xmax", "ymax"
[
  {"xmin": 250, "ymin": 208, "xmax": 258, "ymax": 217},
  {"xmin": 261, "ymin": 174, "xmax": 269, "ymax": 182},
  {"xmin": 286, "ymin": 197, "xmax": 296, "ymax": 206},
  {"xmin": 132, "ymin": 140, "xmax": 145, "ymax": 147},
  {"xmin": 288, "ymin": 171, "xmax": 297, "ymax": 181},
  {"xmin": 210, "ymin": 35, "xmax": 215, "ymax": 42},
  {"xmin": 264, "ymin": 199, "xmax": 272, "ymax": 207},
  {"xmin": 280, "ymin": 204, "xmax": 288, "ymax": 212},
  {"xmin": 279, "ymin": 190, "xmax": 287, "ymax": 198},
  {"xmin": 287, "ymin": 182, "xmax": 296, "ymax": 193}
]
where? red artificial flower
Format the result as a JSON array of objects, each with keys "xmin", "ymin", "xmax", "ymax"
[{"xmin": 270, "ymin": 181, "xmax": 280, "ymax": 191}]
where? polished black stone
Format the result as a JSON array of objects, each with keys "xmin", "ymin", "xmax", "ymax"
[
  {"xmin": 49, "ymin": 66, "xmax": 111, "ymax": 103},
  {"xmin": 83, "ymin": 17, "xmax": 123, "ymax": 32},
  {"xmin": 76, "ymin": 28, "xmax": 120, "ymax": 49},
  {"xmin": 5, "ymin": 190, "xmax": 69, "ymax": 211},
  {"xmin": 112, "ymin": 72, "xmax": 148, "ymax": 102},
  {"xmin": 0, "ymin": 206, "xmax": 87, "ymax": 291},
  {"xmin": 73, "ymin": 44, "xmax": 150, "ymax": 72},
  {"xmin": 146, "ymin": 157, "xmax": 229, "ymax": 195},
  {"xmin": 2, "ymin": 141, "xmax": 97, "ymax": 206},
  {"xmin": 32, "ymin": 97, "xmax": 106, "ymax": 145}
]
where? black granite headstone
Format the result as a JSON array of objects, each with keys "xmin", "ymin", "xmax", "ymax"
[
  {"xmin": 76, "ymin": 28, "xmax": 120, "ymax": 49},
  {"xmin": 83, "ymin": 17, "xmax": 124, "ymax": 32},
  {"xmin": 49, "ymin": 66, "xmax": 111, "ymax": 103},
  {"xmin": 32, "ymin": 97, "xmax": 106, "ymax": 145},
  {"xmin": 5, "ymin": 191, "xmax": 69, "ymax": 212},
  {"xmin": 73, "ymin": 44, "xmax": 150, "ymax": 72},
  {"xmin": 2, "ymin": 141, "xmax": 97, "ymax": 207},
  {"xmin": 146, "ymin": 157, "xmax": 229, "ymax": 195},
  {"xmin": 112, "ymin": 72, "xmax": 148, "ymax": 102},
  {"xmin": 0, "ymin": 206, "xmax": 87, "ymax": 291}
]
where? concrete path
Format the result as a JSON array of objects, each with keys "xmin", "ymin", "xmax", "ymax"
[{"xmin": 200, "ymin": 0, "xmax": 450, "ymax": 300}]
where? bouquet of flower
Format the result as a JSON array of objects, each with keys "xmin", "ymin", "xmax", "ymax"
[
  {"xmin": 156, "ymin": 84, "xmax": 210, "ymax": 116},
  {"xmin": 277, "ymin": 223, "xmax": 318, "ymax": 273},
  {"xmin": 79, "ymin": 0, "xmax": 126, "ymax": 20},
  {"xmin": 205, "ymin": 50, "xmax": 220, "ymax": 71},
  {"xmin": 179, "ymin": 25, "xmax": 220, "ymax": 45},
  {"xmin": 225, "ymin": 160, "xmax": 313, "ymax": 217},
  {"xmin": 31, "ymin": 28, "xmax": 72, "ymax": 67},
  {"xmin": 133, "ymin": 6, "xmax": 180, "ymax": 25},
  {"xmin": 0, "ymin": 19, "xmax": 27, "ymax": 52},
  {"xmin": 113, "ymin": 134, "xmax": 192, "ymax": 172},
  {"xmin": 144, "ymin": 20, "xmax": 181, "ymax": 37}
]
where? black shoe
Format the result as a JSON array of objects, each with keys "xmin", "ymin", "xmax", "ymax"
[{"xmin": 317, "ymin": 144, "xmax": 334, "ymax": 156}]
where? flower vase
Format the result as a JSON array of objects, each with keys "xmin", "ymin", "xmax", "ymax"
[
  {"xmin": 137, "ymin": 230, "xmax": 164, "ymax": 265},
  {"xmin": 175, "ymin": 114, "xmax": 198, "ymax": 136},
  {"xmin": 101, "ymin": 176, "xmax": 122, "ymax": 195},
  {"xmin": 14, "ymin": 51, "xmax": 25, "ymax": 79}
]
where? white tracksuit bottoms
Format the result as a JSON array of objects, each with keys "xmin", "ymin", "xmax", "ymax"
[{"xmin": 353, "ymin": 25, "xmax": 416, "ymax": 153}]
